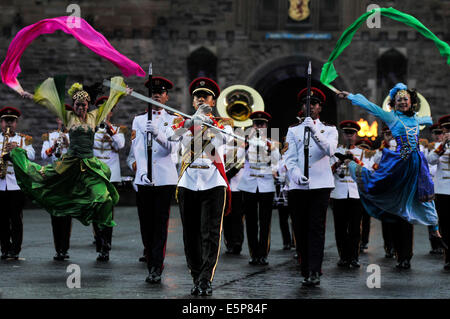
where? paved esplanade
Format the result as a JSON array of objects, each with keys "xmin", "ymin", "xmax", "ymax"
[{"xmin": 0, "ymin": 206, "xmax": 449, "ymax": 299}]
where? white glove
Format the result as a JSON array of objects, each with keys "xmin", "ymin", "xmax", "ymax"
[
  {"xmin": 146, "ymin": 120, "xmax": 159, "ymax": 136},
  {"xmin": 303, "ymin": 117, "xmax": 317, "ymax": 134},
  {"xmin": 140, "ymin": 173, "xmax": 154, "ymax": 186},
  {"xmin": 196, "ymin": 103, "xmax": 212, "ymax": 116},
  {"xmin": 291, "ymin": 168, "xmax": 309, "ymax": 185}
]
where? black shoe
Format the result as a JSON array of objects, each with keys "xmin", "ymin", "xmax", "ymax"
[
  {"xmin": 249, "ymin": 257, "xmax": 259, "ymax": 265},
  {"xmin": 430, "ymin": 248, "xmax": 444, "ymax": 255},
  {"xmin": 1, "ymin": 252, "xmax": 8, "ymax": 260},
  {"xmin": 337, "ymin": 259, "xmax": 350, "ymax": 268},
  {"xmin": 283, "ymin": 244, "xmax": 291, "ymax": 251},
  {"xmin": 396, "ymin": 260, "xmax": 411, "ymax": 270},
  {"xmin": 53, "ymin": 252, "xmax": 65, "ymax": 261},
  {"xmin": 444, "ymin": 262, "xmax": 450, "ymax": 271},
  {"xmin": 360, "ymin": 243, "xmax": 368, "ymax": 252},
  {"xmin": 198, "ymin": 280, "xmax": 212, "ymax": 296},
  {"xmin": 7, "ymin": 252, "xmax": 19, "ymax": 260},
  {"xmin": 146, "ymin": 266, "xmax": 162, "ymax": 284},
  {"xmin": 190, "ymin": 284, "xmax": 200, "ymax": 296},
  {"xmin": 349, "ymin": 259, "xmax": 360, "ymax": 268},
  {"xmin": 62, "ymin": 252, "xmax": 70, "ymax": 260},
  {"xmin": 139, "ymin": 256, "xmax": 147, "ymax": 262},
  {"xmin": 259, "ymin": 257, "xmax": 269, "ymax": 266},
  {"xmin": 225, "ymin": 247, "xmax": 234, "ymax": 255},
  {"xmin": 97, "ymin": 251, "xmax": 109, "ymax": 262},
  {"xmin": 302, "ymin": 272, "xmax": 320, "ymax": 287}
]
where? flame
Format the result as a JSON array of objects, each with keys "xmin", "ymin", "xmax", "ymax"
[{"xmin": 357, "ymin": 118, "xmax": 378, "ymax": 141}]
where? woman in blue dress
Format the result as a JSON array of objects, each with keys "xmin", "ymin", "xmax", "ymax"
[{"xmin": 338, "ymin": 83, "xmax": 445, "ymax": 269}]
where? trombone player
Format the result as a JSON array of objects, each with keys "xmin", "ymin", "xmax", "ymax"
[{"xmin": 0, "ymin": 107, "xmax": 35, "ymax": 260}]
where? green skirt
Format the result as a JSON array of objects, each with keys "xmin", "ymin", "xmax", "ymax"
[{"xmin": 9, "ymin": 148, "xmax": 119, "ymax": 228}]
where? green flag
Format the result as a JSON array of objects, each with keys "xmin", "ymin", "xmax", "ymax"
[{"xmin": 320, "ymin": 7, "xmax": 450, "ymax": 90}]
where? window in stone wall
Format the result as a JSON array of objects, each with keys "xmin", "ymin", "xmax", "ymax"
[
  {"xmin": 187, "ymin": 47, "xmax": 218, "ymax": 83},
  {"xmin": 318, "ymin": 0, "xmax": 340, "ymax": 31},
  {"xmin": 257, "ymin": 0, "xmax": 279, "ymax": 30},
  {"xmin": 377, "ymin": 48, "xmax": 407, "ymax": 100}
]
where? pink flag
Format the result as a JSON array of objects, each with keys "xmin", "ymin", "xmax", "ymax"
[{"xmin": 1, "ymin": 16, "xmax": 145, "ymax": 93}]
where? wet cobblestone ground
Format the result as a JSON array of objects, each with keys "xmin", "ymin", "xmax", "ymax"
[{"xmin": 0, "ymin": 206, "xmax": 449, "ymax": 299}]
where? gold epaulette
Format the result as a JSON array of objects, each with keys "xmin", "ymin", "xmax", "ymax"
[
  {"xmin": 363, "ymin": 149, "xmax": 377, "ymax": 159},
  {"xmin": 419, "ymin": 138, "xmax": 429, "ymax": 147},
  {"xmin": 19, "ymin": 133, "xmax": 33, "ymax": 145},
  {"xmin": 173, "ymin": 117, "xmax": 184, "ymax": 126},
  {"xmin": 214, "ymin": 117, "xmax": 234, "ymax": 128},
  {"xmin": 119, "ymin": 125, "xmax": 128, "ymax": 134},
  {"xmin": 41, "ymin": 133, "xmax": 49, "ymax": 141}
]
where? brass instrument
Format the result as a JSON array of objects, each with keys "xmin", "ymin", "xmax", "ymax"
[
  {"xmin": 382, "ymin": 90, "xmax": 431, "ymax": 130},
  {"xmin": 216, "ymin": 85, "xmax": 264, "ymax": 128},
  {"xmin": 54, "ymin": 131, "xmax": 66, "ymax": 158},
  {"xmin": 0, "ymin": 127, "xmax": 11, "ymax": 179}
]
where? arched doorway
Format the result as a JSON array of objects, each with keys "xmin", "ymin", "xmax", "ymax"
[{"xmin": 246, "ymin": 55, "xmax": 342, "ymax": 139}]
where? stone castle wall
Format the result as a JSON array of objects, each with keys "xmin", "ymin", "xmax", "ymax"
[{"xmin": 0, "ymin": 0, "xmax": 449, "ymax": 176}]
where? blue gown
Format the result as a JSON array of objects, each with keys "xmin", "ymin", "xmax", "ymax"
[{"xmin": 346, "ymin": 93, "xmax": 438, "ymax": 226}]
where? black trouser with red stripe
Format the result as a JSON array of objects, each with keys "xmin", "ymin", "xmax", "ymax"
[
  {"xmin": 0, "ymin": 190, "xmax": 25, "ymax": 255},
  {"xmin": 223, "ymin": 191, "xmax": 244, "ymax": 253},
  {"xmin": 436, "ymin": 194, "xmax": 450, "ymax": 263},
  {"xmin": 331, "ymin": 198, "xmax": 363, "ymax": 262},
  {"xmin": 242, "ymin": 191, "xmax": 274, "ymax": 259},
  {"xmin": 288, "ymin": 188, "xmax": 332, "ymax": 278},
  {"xmin": 137, "ymin": 185, "xmax": 175, "ymax": 272},
  {"xmin": 178, "ymin": 186, "xmax": 226, "ymax": 284},
  {"xmin": 51, "ymin": 215, "xmax": 72, "ymax": 254}
]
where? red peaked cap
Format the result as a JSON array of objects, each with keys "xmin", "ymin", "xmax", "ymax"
[
  {"xmin": 145, "ymin": 76, "xmax": 174, "ymax": 90},
  {"xmin": 438, "ymin": 114, "xmax": 450, "ymax": 127},
  {"xmin": 339, "ymin": 120, "xmax": 361, "ymax": 132},
  {"xmin": 356, "ymin": 138, "xmax": 373, "ymax": 149},
  {"xmin": 250, "ymin": 111, "xmax": 272, "ymax": 122},
  {"xmin": 0, "ymin": 106, "xmax": 21, "ymax": 119},
  {"xmin": 297, "ymin": 87, "xmax": 326, "ymax": 104},
  {"xmin": 189, "ymin": 77, "xmax": 220, "ymax": 98}
]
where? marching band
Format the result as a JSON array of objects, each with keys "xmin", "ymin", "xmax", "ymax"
[{"xmin": 0, "ymin": 73, "xmax": 448, "ymax": 297}]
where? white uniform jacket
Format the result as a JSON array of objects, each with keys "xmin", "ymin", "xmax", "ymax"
[
  {"xmin": 176, "ymin": 123, "xmax": 234, "ymax": 191},
  {"xmin": 237, "ymin": 137, "xmax": 280, "ymax": 193},
  {"xmin": 330, "ymin": 146, "xmax": 362, "ymax": 199},
  {"xmin": 427, "ymin": 142, "xmax": 450, "ymax": 195},
  {"xmin": 93, "ymin": 124, "xmax": 125, "ymax": 183},
  {"xmin": 133, "ymin": 110, "xmax": 179, "ymax": 186},
  {"xmin": 0, "ymin": 132, "xmax": 35, "ymax": 191},
  {"xmin": 40, "ymin": 130, "xmax": 70, "ymax": 164},
  {"xmin": 285, "ymin": 119, "xmax": 338, "ymax": 190}
]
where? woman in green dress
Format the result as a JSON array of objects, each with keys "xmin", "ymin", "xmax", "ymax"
[{"xmin": 5, "ymin": 76, "xmax": 130, "ymax": 252}]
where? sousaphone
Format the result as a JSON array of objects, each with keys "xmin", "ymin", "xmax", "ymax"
[
  {"xmin": 382, "ymin": 90, "xmax": 431, "ymax": 130},
  {"xmin": 216, "ymin": 85, "xmax": 264, "ymax": 128}
]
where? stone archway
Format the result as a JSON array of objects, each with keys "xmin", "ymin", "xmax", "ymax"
[{"xmin": 245, "ymin": 55, "xmax": 346, "ymax": 139}]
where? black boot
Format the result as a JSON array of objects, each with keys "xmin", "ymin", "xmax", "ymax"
[
  {"xmin": 395, "ymin": 259, "xmax": 411, "ymax": 270},
  {"xmin": 198, "ymin": 279, "xmax": 213, "ymax": 296},
  {"xmin": 145, "ymin": 266, "xmax": 162, "ymax": 284},
  {"xmin": 53, "ymin": 252, "xmax": 65, "ymax": 261},
  {"xmin": 302, "ymin": 272, "xmax": 320, "ymax": 287}
]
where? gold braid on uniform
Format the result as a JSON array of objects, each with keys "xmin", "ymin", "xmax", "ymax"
[{"xmin": 175, "ymin": 126, "xmax": 211, "ymax": 201}]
